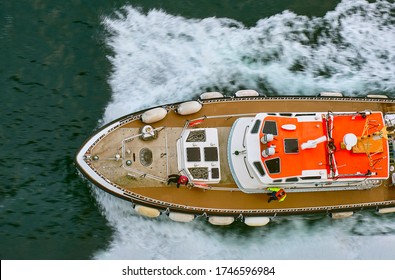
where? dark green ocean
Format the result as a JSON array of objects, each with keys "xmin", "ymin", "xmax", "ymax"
[{"xmin": 1, "ymin": 0, "xmax": 395, "ymax": 260}]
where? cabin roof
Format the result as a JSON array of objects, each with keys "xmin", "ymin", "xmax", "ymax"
[
  {"xmin": 242, "ymin": 111, "xmax": 389, "ymax": 184},
  {"xmin": 328, "ymin": 112, "xmax": 389, "ymax": 180},
  {"xmin": 257, "ymin": 113, "xmax": 327, "ymax": 180}
]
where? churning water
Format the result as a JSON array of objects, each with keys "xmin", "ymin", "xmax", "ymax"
[{"xmin": 93, "ymin": 0, "xmax": 395, "ymax": 259}]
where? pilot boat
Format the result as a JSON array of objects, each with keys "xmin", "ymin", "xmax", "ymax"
[{"xmin": 75, "ymin": 91, "xmax": 395, "ymax": 226}]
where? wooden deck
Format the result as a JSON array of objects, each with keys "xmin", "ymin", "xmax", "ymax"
[{"xmin": 84, "ymin": 97, "xmax": 395, "ymax": 216}]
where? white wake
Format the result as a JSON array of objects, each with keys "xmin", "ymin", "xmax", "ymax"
[{"xmin": 93, "ymin": 0, "xmax": 395, "ymax": 259}]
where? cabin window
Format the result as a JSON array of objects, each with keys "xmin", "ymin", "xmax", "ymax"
[
  {"xmin": 204, "ymin": 147, "xmax": 218, "ymax": 161},
  {"xmin": 300, "ymin": 176, "xmax": 322, "ymax": 180},
  {"xmin": 264, "ymin": 157, "xmax": 280, "ymax": 174},
  {"xmin": 253, "ymin": 161, "xmax": 266, "ymax": 176},
  {"xmin": 284, "ymin": 138, "xmax": 299, "ymax": 154},
  {"xmin": 285, "ymin": 177, "xmax": 299, "ymax": 182},
  {"xmin": 262, "ymin": 120, "xmax": 278, "ymax": 135},
  {"xmin": 295, "ymin": 113, "xmax": 315, "ymax": 117},
  {"xmin": 186, "ymin": 147, "xmax": 201, "ymax": 162},
  {"xmin": 211, "ymin": 168, "xmax": 219, "ymax": 179},
  {"xmin": 250, "ymin": 119, "xmax": 261, "ymax": 134}
]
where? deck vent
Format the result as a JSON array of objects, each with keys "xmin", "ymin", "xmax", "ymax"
[
  {"xmin": 186, "ymin": 130, "xmax": 206, "ymax": 142},
  {"xmin": 188, "ymin": 167, "xmax": 208, "ymax": 179}
]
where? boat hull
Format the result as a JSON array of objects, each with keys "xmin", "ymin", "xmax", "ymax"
[{"xmin": 76, "ymin": 95, "xmax": 395, "ymax": 221}]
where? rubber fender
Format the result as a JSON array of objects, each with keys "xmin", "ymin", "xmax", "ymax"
[
  {"xmin": 377, "ymin": 207, "xmax": 395, "ymax": 214},
  {"xmin": 330, "ymin": 211, "xmax": 353, "ymax": 219},
  {"xmin": 367, "ymin": 94, "xmax": 388, "ymax": 99},
  {"xmin": 319, "ymin": 92, "xmax": 343, "ymax": 97},
  {"xmin": 200, "ymin": 92, "xmax": 224, "ymax": 100},
  {"xmin": 234, "ymin": 89, "xmax": 259, "ymax": 97},
  {"xmin": 135, "ymin": 205, "xmax": 161, "ymax": 218},
  {"xmin": 244, "ymin": 216, "xmax": 270, "ymax": 227},
  {"xmin": 208, "ymin": 216, "xmax": 234, "ymax": 226},
  {"xmin": 177, "ymin": 101, "xmax": 202, "ymax": 115},
  {"xmin": 141, "ymin": 107, "xmax": 167, "ymax": 124},
  {"xmin": 168, "ymin": 212, "xmax": 195, "ymax": 223}
]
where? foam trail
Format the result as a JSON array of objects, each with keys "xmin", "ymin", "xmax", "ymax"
[
  {"xmin": 94, "ymin": 0, "xmax": 395, "ymax": 259},
  {"xmin": 102, "ymin": 0, "xmax": 395, "ymax": 122},
  {"xmin": 93, "ymin": 184, "xmax": 395, "ymax": 260}
]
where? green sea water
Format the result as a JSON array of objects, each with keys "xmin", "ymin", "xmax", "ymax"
[{"xmin": 2, "ymin": 0, "xmax": 395, "ymax": 260}]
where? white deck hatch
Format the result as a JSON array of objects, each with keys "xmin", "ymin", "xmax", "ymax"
[{"xmin": 178, "ymin": 128, "xmax": 221, "ymax": 183}]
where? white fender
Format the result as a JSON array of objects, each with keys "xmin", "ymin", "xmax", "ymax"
[
  {"xmin": 244, "ymin": 216, "xmax": 270, "ymax": 227},
  {"xmin": 200, "ymin": 92, "xmax": 224, "ymax": 100},
  {"xmin": 135, "ymin": 205, "xmax": 161, "ymax": 218},
  {"xmin": 141, "ymin": 107, "xmax": 167, "ymax": 124},
  {"xmin": 367, "ymin": 94, "xmax": 388, "ymax": 99},
  {"xmin": 177, "ymin": 101, "xmax": 202, "ymax": 115},
  {"xmin": 168, "ymin": 212, "xmax": 195, "ymax": 223},
  {"xmin": 377, "ymin": 207, "xmax": 395, "ymax": 214},
  {"xmin": 330, "ymin": 211, "xmax": 353, "ymax": 219},
  {"xmin": 234, "ymin": 90, "xmax": 259, "ymax": 97},
  {"xmin": 319, "ymin": 92, "xmax": 343, "ymax": 97},
  {"xmin": 208, "ymin": 216, "xmax": 234, "ymax": 226}
]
